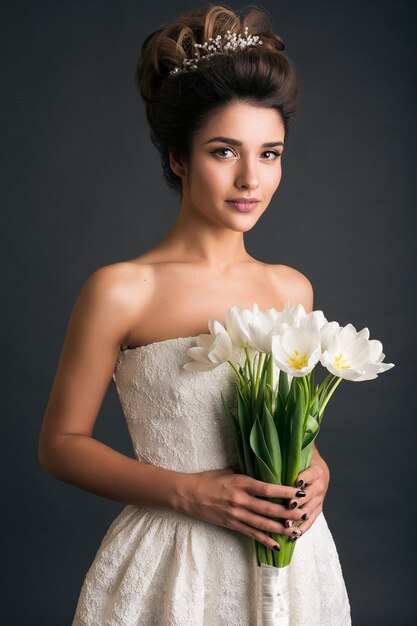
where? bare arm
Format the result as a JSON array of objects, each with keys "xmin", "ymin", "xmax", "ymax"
[{"xmin": 38, "ymin": 264, "xmax": 185, "ymax": 509}]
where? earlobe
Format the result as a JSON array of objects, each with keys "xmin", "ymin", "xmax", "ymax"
[{"xmin": 169, "ymin": 149, "xmax": 187, "ymax": 178}]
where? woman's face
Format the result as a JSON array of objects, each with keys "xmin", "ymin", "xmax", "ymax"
[{"xmin": 177, "ymin": 100, "xmax": 285, "ymax": 232}]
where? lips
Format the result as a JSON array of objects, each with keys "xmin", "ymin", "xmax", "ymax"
[{"xmin": 227, "ymin": 199, "xmax": 260, "ymax": 213}]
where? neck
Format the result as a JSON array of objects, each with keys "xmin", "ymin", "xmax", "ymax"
[{"xmin": 156, "ymin": 204, "xmax": 252, "ymax": 269}]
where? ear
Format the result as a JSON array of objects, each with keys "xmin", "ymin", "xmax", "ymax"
[{"xmin": 169, "ymin": 148, "xmax": 187, "ymax": 178}]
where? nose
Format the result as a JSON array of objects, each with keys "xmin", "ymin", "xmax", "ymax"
[{"xmin": 234, "ymin": 157, "xmax": 260, "ymax": 190}]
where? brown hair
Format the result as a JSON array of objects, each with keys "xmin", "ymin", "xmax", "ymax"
[{"xmin": 135, "ymin": 3, "xmax": 298, "ymax": 194}]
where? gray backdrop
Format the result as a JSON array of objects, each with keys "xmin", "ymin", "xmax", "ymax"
[{"xmin": 2, "ymin": 1, "xmax": 416, "ymax": 624}]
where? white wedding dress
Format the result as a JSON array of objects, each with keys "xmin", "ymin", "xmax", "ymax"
[{"xmin": 72, "ymin": 336, "xmax": 351, "ymax": 626}]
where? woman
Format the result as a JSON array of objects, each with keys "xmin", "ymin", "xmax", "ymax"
[{"xmin": 39, "ymin": 4, "xmax": 351, "ymax": 625}]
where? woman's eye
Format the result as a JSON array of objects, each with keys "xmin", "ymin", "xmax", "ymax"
[
  {"xmin": 211, "ymin": 148, "xmax": 283, "ymax": 160},
  {"xmin": 263, "ymin": 150, "xmax": 282, "ymax": 159},
  {"xmin": 212, "ymin": 147, "xmax": 235, "ymax": 158}
]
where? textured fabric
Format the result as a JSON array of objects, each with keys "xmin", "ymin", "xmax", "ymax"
[{"xmin": 72, "ymin": 336, "xmax": 351, "ymax": 626}]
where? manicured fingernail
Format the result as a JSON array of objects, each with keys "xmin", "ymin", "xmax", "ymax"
[
  {"xmin": 290, "ymin": 501, "xmax": 298, "ymax": 509},
  {"xmin": 284, "ymin": 520, "xmax": 294, "ymax": 528},
  {"xmin": 292, "ymin": 528, "xmax": 302, "ymax": 536},
  {"xmin": 272, "ymin": 544, "xmax": 280, "ymax": 551},
  {"xmin": 295, "ymin": 490, "xmax": 306, "ymax": 497},
  {"xmin": 297, "ymin": 479, "xmax": 304, "ymax": 487},
  {"xmin": 289, "ymin": 536, "xmax": 298, "ymax": 542},
  {"xmin": 301, "ymin": 513, "xmax": 309, "ymax": 521}
]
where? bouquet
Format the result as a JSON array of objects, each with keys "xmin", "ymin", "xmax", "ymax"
[{"xmin": 184, "ymin": 303, "xmax": 394, "ymax": 625}]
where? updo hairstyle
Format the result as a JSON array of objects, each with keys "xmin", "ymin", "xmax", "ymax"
[{"xmin": 135, "ymin": 3, "xmax": 298, "ymax": 194}]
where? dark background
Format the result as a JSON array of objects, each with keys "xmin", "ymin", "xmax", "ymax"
[{"xmin": 2, "ymin": 1, "xmax": 416, "ymax": 624}]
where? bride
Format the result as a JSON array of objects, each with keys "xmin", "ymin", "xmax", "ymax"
[{"xmin": 38, "ymin": 4, "xmax": 351, "ymax": 624}]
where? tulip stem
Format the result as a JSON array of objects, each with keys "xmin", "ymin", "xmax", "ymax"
[
  {"xmin": 227, "ymin": 359, "xmax": 244, "ymax": 385},
  {"xmin": 255, "ymin": 351, "xmax": 265, "ymax": 396},
  {"xmin": 244, "ymin": 347, "xmax": 254, "ymax": 385},
  {"xmin": 310, "ymin": 373, "xmax": 334, "ymax": 409},
  {"xmin": 301, "ymin": 375, "xmax": 310, "ymax": 410},
  {"xmin": 267, "ymin": 354, "xmax": 274, "ymax": 390},
  {"xmin": 318, "ymin": 377, "xmax": 343, "ymax": 418}
]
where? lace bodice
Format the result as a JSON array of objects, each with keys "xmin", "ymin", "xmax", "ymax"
[{"xmin": 112, "ymin": 336, "xmax": 242, "ymax": 472}]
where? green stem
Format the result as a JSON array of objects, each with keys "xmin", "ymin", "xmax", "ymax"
[
  {"xmin": 309, "ymin": 373, "xmax": 334, "ymax": 408},
  {"xmin": 301, "ymin": 375, "xmax": 310, "ymax": 411},
  {"xmin": 318, "ymin": 376, "xmax": 343, "ymax": 418},
  {"xmin": 255, "ymin": 351, "xmax": 265, "ymax": 396},
  {"xmin": 227, "ymin": 359, "xmax": 244, "ymax": 385},
  {"xmin": 244, "ymin": 346, "xmax": 253, "ymax": 385}
]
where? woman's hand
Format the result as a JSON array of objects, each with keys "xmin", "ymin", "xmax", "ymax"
[
  {"xmin": 288, "ymin": 446, "xmax": 330, "ymax": 539},
  {"xmin": 176, "ymin": 444, "xmax": 330, "ymax": 550},
  {"xmin": 176, "ymin": 468, "xmax": 310, "ymax": 551}
]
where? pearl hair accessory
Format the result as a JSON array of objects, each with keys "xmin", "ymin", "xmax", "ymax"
[{"xmin": 170, "ymin": 26, "xmax": 263, "ymax": 75}]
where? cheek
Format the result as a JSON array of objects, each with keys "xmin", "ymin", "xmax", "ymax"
[
  {"xmin": 271, "ymin": 166, "xmax": 283, "ymax": 190},
  {"xmin": 198, "ymin": 163, "xmax": 227, "ymax": 192}
]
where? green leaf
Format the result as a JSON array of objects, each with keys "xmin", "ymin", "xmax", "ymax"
[
  {"xmin": 307, "ymin": 369, "xmax": 312, "ymax": 393},
  {"xmin": 278, "ymin": 369, "xmax": 289, "ymax": 401},
  {"xmin": 237, "ymin": 383, "xmax": 251, "ymax": 415},
  {"xmin": 273, "ymin": 391, "xmax": 285, "ymax": 443},
  {"xmin": 237, "ymin": 387, "xmax": 255, "ymax": 477},
  {"xmin": 286, "ymin": 379, "xmax": 307, "ymax": 487},
  {"xmin": 249, "ymin": 417, "xmax": 280, "ymax": 484},
  {"xmin": 264, "ymin": 383, "xmax": 274, "ymax": 414},
  {"xmin": 310, "ymin": 394, "xmax": 319, "ymax": 418},
  {"xmin": 300, "ymin": 444, "xmax": 314, "ymax": 472},
  {"xmin": 302, "ymin": 414, "xmax": 319, "ymax": 449},
  {"xmin": 221, "ymin": 392, "xmax": 246, "ymax": 473},
  {"xmin": 261, "ymin": 404, "xmax": 282, "ymax": 482},
  {"xmin": 254, "ymin": 366, "xmax": 267, "ymax": 417}
]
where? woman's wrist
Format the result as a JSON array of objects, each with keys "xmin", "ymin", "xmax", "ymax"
[
  {"xmin": 170, "ymin": 470, "xmax": 198, "ymax": 515},
  {"xmin": 311, "ymin": 446, "xmax": 330, "ymax": 491}
]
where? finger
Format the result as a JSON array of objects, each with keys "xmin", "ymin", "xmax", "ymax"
[
  {"xmin": 233, "ymin": 508, "xmax": 292, "ymax": 536},
  {"xmin": 230, "ymin": 518, "xmax": 283, "ymax": 552},
  {"xmin": 244, "ymin": 477, "xmax": 306, "ymax": 501},
  {"xmin": 239, "ymin": 493, "xmax": 305, "ymax": 521},
  {"xmin": 297, "ymin": 461, "xmax": 324, "ymax": 488},
  {"xmin": 296, "ymin": 480, "xmax": 321, "ymax": 502},
  {"xmin": 287, "ymin": 489, "xmax": 307, "ymax": 510},
  {"xmin": 282, "ymin": 505, "xmax": 310, "ymax": 528},
  {"xmin": 297, "ymin": 496, "xmax": 322, "ymax": 533}
]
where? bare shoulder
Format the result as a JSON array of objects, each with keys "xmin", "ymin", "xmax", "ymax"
[
  {"xmin": 81, "ymin": 260, "xmax": 154, "ymax": 309},
  {"xmin": 70, "ymin": 260, "xmax": 156, "ymax": 350},
  {"xmin": 264, "ymin": 263, "xmax": 314, "ymax": 312}
]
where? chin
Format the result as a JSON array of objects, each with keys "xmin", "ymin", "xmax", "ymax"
[{"xmin": 228, "ymin": 216, "xmax": 262, "ymax": 233}]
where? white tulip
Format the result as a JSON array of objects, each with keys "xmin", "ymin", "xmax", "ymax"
[
  {"xmin": 302, "ymin": 309, "xmax": 328, "ymax": 331},
  {"xmin": 271, "ymin": 319, "xmax": 322, "ymax": 377},
  {"xmin": 225, "ymin": 304, "xmax": 257, "ymax": 348},
  {"xmin": 183, "ymin": 319, "xmax": 233, "ymax": 371},
  {"xmin": 279, "ymin": 301, "xmax": 328, "ymax": 332},
  {"xmin": 320, "ymin": 323, "xmax": 395, "ymax": 381},
  {"xmin": 280, "ymin": 301, "xmax": 308, "ymax": 327},
  {"xmin": 320, "ymin": 321, "xmax": 340, "ymax": 352},
  {"xmin": 248, "ymin": 306, "xmax": 286, "ymax": 353}
]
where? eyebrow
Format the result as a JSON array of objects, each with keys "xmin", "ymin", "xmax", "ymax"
[{"xmin": 203, "ymin": 136, "xmax": 284, "ymax": 148}]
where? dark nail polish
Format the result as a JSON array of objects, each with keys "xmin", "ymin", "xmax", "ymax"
[
  {"xmin": 290, "ymin": 501, "xmax": 298, "ymax": 509},
  {"xmin": 289, "ymin": 536, "xmax": 298, "ymax": 542},
  {"xmin": 292, "ymin": 528, "xmax": 302, "ymax": 536},
  {"xmin": 301, "ymin": 513, "xmax": 309, "ymax": 521},
  {"xmin": 295, "ymin": 490, "xmax": 306, "ymax": 498},
  {"xmin": 272, "ymin": 544, "xmax": 280, "ymax": 551},
  {"xmin": 284, "ymin": 520, "xmax": 294, "ymax": 528},
  {"xmin": 297, "ymin": 479, "xmax": 304, "ymax": 487}
]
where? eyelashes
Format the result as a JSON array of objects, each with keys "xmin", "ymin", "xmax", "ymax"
[{"xmin": 210, "ymin": 147, "xmax": 282, "ymax": 160}]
